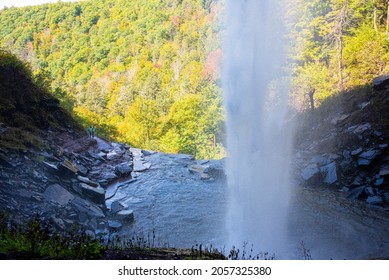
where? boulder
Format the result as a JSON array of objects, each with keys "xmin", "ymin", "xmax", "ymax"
[
  {"xmin": 320, "ymin": 161, "xmax": 338, "ymax": 184},
  {"xmin": 58, "ymin": 159, "xmax": 79, "ymax": 178},
  {"xmin": 114, "ymin": 162, "xmax": 133, "ymax": 177},
  {"xmin": 77, "ymin": 175, "xmax": 98, "ymax": 187},
  {"xmin": 365, "ymin": 186, "xmax": 375, "ymax": 196},
  {"xmin": 346, "ymin": 123, "xmax": 371, "ymax": 134},
  {"xmin": 43, "ymin": 184, "xmax": 74, "ymax": 206},
  {"xmin": 311, "ymin": 154, "xmax": 331, "ymax": 166},
  {"xmin": 204, "ymin": 160, "xmax": 226, "ymax": 180},
  {"xmin": 75, "ymin": 163, "xmax": 88, "ymax": 176},
  {"xmin": 379, "ymin": 166, "xmax": 389, "ymax": 176},
  {"xmin": 352, "ymin": 173, "xmax": 365, "ymax": 186},
  {"xmin": 117, "ymin": 209, "xmax": 135, "ymax": 223},
  {"xmin": 110, "ymin": 200, "xmax": 126, "ymax": 213},
  {"xmin": 374, "ymin": 177, "xmax": 384, "ymax": 186},
  {"xmin": 107, "ymin": 150, "xmax": 121, "ymax": 161},
  {"xmin": 357, "ymin": 149, "xmax": 381, "ymax": 166},
  {"xmin": 79, "ymin": 183, "xmax": 106, "ymax": 205},
  {"xmin": 301, "ymin": 163, "xmax": 321, "ymax": 182},
  {"xmin": 71, "ymin": 197, "xmax": 105, "ymax": 218},
  {"xmin": 373, "ymin": 75, "xmax": 389, "ymax": 90},
  {"xmin": 99, "ymin": 172, "xmax": 118, "ymax": 186},
  {"xmin": 379, "ymin": 143, "xmax": 388, "ymax": 149},
  {"xmin": 347, "ymin": 186, "xmax": 366, "ymax": 200},
  {"xmin": 141, "ymin": 150, "xmax": 154, "ymax": 156},
  {"xmin": 366, "ymin": 196, "xmax": 383, "ymax": 205},
  {"xmin": 133, "ymin": 160, "xmax": 152, "ymax": 172},
  {"xmin": 108, "ymin": 220, "xmax": 122, "ymax": 231},
  {"xmin": 43, "ymin": 161, "xmax": 59, "ymax": 174},
  {"xmin": 87, "ymin": 151, "xmax": 106, "ymax": 162},
  {"xmin": 330, "ymin": 114, "xmax": 350, "ymax": 125},
  {"xmin": 350, "ymin": 147, "xmax": 363, "ymax": 156},
  {"xmin": 189, "ymin": 164, "xmax": 206, "ymax": 174}
]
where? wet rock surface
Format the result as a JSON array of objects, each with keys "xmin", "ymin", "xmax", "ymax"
[
  {"xmin": 0, "ymin": 131, "xmax": 226, "ymax": 245},
  {"xmin": 0, "ymin": 133, "xmax": 138, "ymax": 234}
]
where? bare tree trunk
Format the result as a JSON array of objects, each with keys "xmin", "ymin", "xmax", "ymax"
[
  {"xmin": 337, "ymin": 7, "xmax": 346, "ymax": 91},
  {"xmin": 374, "ymin": 0, "xmax": 378, "ymax": 32},
  {"xmin": 337, "ymin": 36, "xmax": 344, "ymax": 91},
  {"xmin": 308, "ymin": 88, "xmax": 315, "ymax": 111},
  {"xmin": 387, "ymin": 0, "xmax": 389, "ymax": 38},
  {"xmin": 374, "ymin": 0, "xmax": 379, "ymax": 31}
]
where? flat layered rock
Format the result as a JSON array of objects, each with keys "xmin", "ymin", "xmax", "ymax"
[{"xmin": 43, "ymin": 184, "xmax": 74, "ymax": 206}]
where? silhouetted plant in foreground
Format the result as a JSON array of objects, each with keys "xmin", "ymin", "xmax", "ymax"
[
  {"xmin": 227, "ymin": 243, "xmax": 277, "ymax": 260},
  {"xmin": 0, "ymin": 212, "xmax": 102, "ymax": 259},
  {"xmin": 299, "ymin": 241, "xmax": 312, "ymax": 260},
  {"xmin": 1, "ymin": 212, "xmax": 300, "ymax": 260},
  {"xmin": 0, "ymin": 213, "xmax": 226, "ymax": 260}
]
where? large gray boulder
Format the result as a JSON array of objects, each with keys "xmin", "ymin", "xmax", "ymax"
[
  {"xmin": 357, "ymin": 149, "xmax": 381, "ymax": 166},
  {"xmin": 114, "ymin": 162, "xmax": 133, "ymax": 177},
  {"xmin": 77, "ymin": 175, "xmax": 98, "ymax": 187},
  {"xmin": 204, "ymin": 160, "xmax": 226, "ymax": 180},
  {"xmin": 301, "ymin": 163, "xmax": 320, "ymax": 182},
  {"xmin": 320, "ymin": 162, "xmax": 338, "ymax": 184},
  {"xmin": 117, "ymin": 209, "xmax": 135, "ymax": 223},
  {"xmin": 43, "ymin": 184, "xmax": 74, "ymax": 206},
  {"xmin": 110, "ymin": 200, "xmax": 126, "ymax": 213},
  {"xmin": 79, "ymin": 183, "xmax": 106, "ymax": 205},
  {"xmin": 366, "ymin": 196, "xmax": 383, "ymax": 205},
  {"xmin": 70, "ymin": 197, "xmax": 105, "ymax": 218}
]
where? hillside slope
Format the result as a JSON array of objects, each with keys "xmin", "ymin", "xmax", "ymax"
[
  {"xmin": 294, "ymin": 81, "xmax": 389, "ymax": 210},
  {"xmin": 0, "ymin": 50, "xmax": 83, "ymax": 150},
  {"xmin": 0, "ymin": 0, "xmax": 225, "ymax": 158}
]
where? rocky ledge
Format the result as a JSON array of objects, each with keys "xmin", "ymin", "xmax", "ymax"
[
  {"xmin": 295, "ymin": 84, "xmax": 389, "ymax": 210},
  {"xmin": 0, "ymin": 131, "xmax": 140, "ymax": 235},
  {"xmin": 0, "ymin": 129, "xmax": 226, "ymax": 237}
]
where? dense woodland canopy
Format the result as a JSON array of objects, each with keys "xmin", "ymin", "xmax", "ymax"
[
  {"xmin": 0, "ymin": 0, "xmax": 224, "ymax": 158},
  {"xmin": 1, "ymin": 0, "xmax": 389, "ymax": 158},
  {"xmin": 290, "ymin": 0, "xmax": 389, "ymax": 109}
]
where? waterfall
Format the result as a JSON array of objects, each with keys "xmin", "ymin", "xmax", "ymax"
[{"xmin": 223, "ymin": 0, "xmax": 293, "ymax": 257}]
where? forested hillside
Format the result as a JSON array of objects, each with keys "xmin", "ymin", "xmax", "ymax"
[
  {"xmin": 289, "ymin": 0, "xmax": 389, "ymax": 110},
  {"xmin": 0, "ymin": 0, "xmax": 224, "ymax": 159},
  {"xmin": 1, "ymin": 0, "xmax": 389, "ymax": 158}
]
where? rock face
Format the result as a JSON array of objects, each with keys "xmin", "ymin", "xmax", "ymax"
[
  {"xmin": 114, "ymin": 162, "xmax": 133, "ymax": 177},
  {"xmin": 78, "ymin": 183, "xmax": 105, "ymax": 205},
  {"xmin": 295, "ymin": 81, "xmax": 389, "ymax": 209},
  {"xmin": 117, "ymin": 209, "xmax": 135, "ymax": 223},
  {"xmin": 373, "ymin": 75, "xmax": 389, "ymax": 90},
  {"xmin": 320, "ymin": 161, "xmax": 338, "ymax": 184},
  {"xmin": 301, "ymin": 163, "xmax": 320, "ymax": 182},
  {"xmin": 188, "ymin": 159, "xmax": 226, "ymax": 181},
  {"xmin": 0, "ymin": 133, "xmax": 139, "ymax": 234}
]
